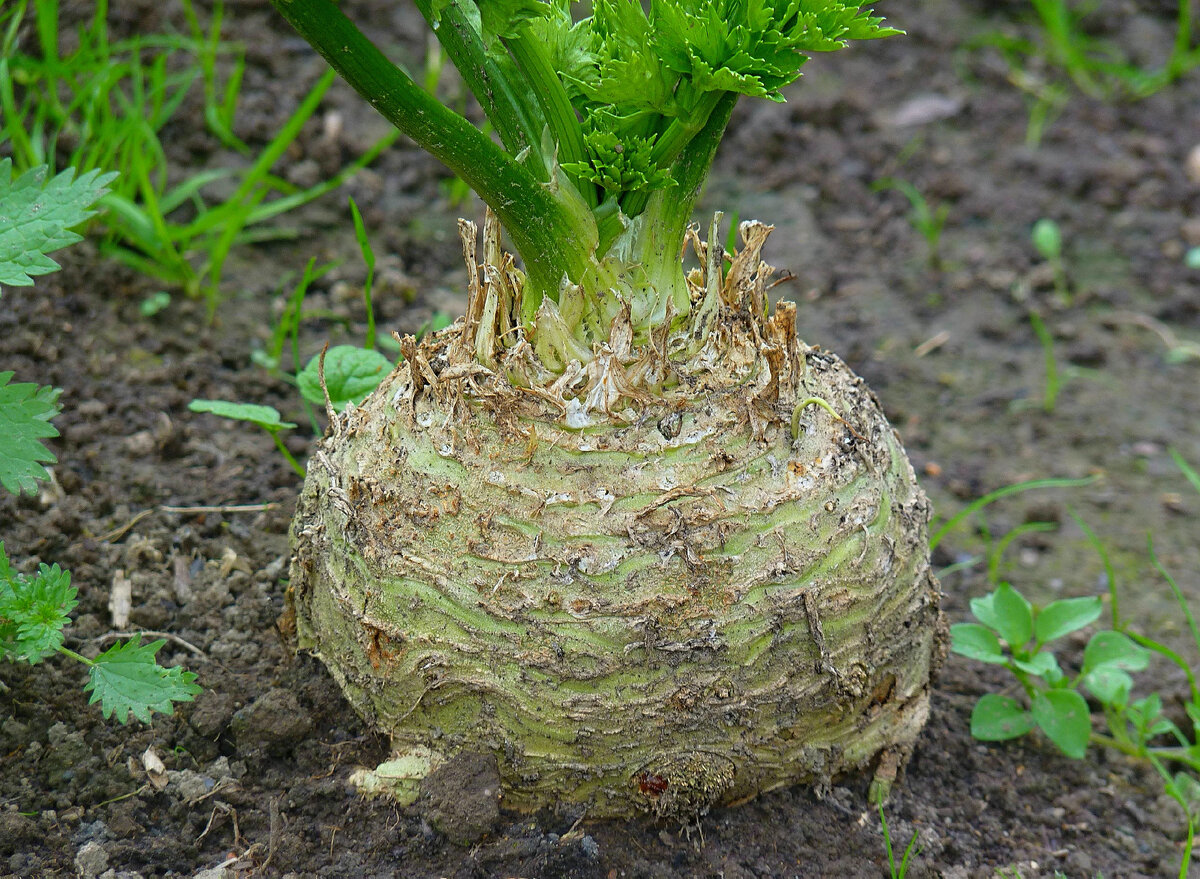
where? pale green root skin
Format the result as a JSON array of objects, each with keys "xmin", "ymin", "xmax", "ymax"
[{"xmin": 290, "ymin": 222, "xmax": 945, "ymax": 819}]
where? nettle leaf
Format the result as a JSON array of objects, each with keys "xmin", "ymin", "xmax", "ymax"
[
  {"xmin": 1035, "ymin": 595, "xmax": 1102, "ymax": 644},
  {"xmin": 1031, "ymin": 689, "xmax": 1091, "ymax": 759},
  {"xmin": 0, "ymin": 160, "xmax": 117, "ymax": 289},
  {"xmin": 1082, "ymin": 629, "xmax": 1152, "ymax": 674},
  {"xmin": 949, "ymin": 623, "xmax": 1006, "ymax": 664},
  {"xmin": 970, "ymin": 583, "xmax": 1033, "ymax": 649},
  {"xmin": 0, "ymin": 371, "xmax": 63, "ymax": 496},
  {"xmin": 971, "ymin": 693, "xmax": 1035, "ymax": 741},
  {"xmin": 298, "ymin": 345, "xmax": 393, "ymax": 412},
  {"xmin": 0, "ymin": 551, "xmax": 77, "ymax": 664},
  {"xmin": 85, "ymin": 637, "xmax": 202, "ymax": 724},
  {"xmin": 188, "ymin": 399, "xmax": 296, "ymax": 432}
]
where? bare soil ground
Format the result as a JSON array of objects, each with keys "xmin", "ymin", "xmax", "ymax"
[{"xmin": 2, "ymin": 0, "xmax": 1199, "ymax": 876}]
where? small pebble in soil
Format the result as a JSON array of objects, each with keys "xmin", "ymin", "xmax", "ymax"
[{"xmin": 74, "ymin": 840, "xmax": 109, "ymax": 879}]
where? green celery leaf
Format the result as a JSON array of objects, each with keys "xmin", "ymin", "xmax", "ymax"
[
  {"xmin": 85, "ymin": 637, "xmax": 202, "ymax": 724},
  {"xmin": 188, "ymin": 399, "xmax": 297, "ymax": 431},
  {"xmin": 561, "ymin": 123, "xmax": 675, "ymax": 200},
  {"xmin": 1082, "ymin": 629, "xmax": 1152, "ymax": 674},
  {"xmin": 1031, "ymin": 689, "xmax": 1090, "ymax": 759},
  {"xmin": 0, "ymin": 371, "xmax": 63, "ymax": 496},
  {"xmin": 1034, "ymin": 595, "xmax": 1102, "ymax": 644},
  {"xmin": 949, "ymin": 623, "xmax": 1007, "ymax": 664},
  {"xmin": 970, "ymin": 583, "xmax": 1033, "ymax": 649},
  {"xmin": 1083, "ymin": 666, "xmax": 1133, "ymax": 706},
  {"xmin": 0, "ymin": 551, "xmax": 77, "ymax": 664},
  {"xmin": 433, "ymin": 0, "xmax": 551, "ymax": 47},
  {"xmin": 0, "ymin": 160, "xmax": 117, "ymax": 289},
  {"xmin": 522, "ymin": 0, "xmax": 593, "ymax": 92},
  {"xmin": 647, "ymin": 0, "xmax": 899, "ymax": 104},
  {"xmin": 298, "ymin": 346, "xmax": 392, "ymax": 412},
  {"xmin": 575, "ymin": 0, "xmax": 679, "ymax": 114},
  {"xmin": 970, "ymin": 693, "xmax": 1035, "ymax": 741}
]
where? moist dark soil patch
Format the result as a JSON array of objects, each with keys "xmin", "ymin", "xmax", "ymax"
[{"xmin": 2, "ymin": 1, "xmax": 1199, "ymax": 877}]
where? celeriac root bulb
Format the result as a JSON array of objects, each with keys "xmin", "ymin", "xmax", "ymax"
[{"xmin": 289, "ymin": 218, "xmax": 945, "ymax": 818}]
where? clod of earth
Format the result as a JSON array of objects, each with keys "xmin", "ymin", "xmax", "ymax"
[{"xmin": 289, "ymin": 219, "xmax": 946, "ymax": 819}]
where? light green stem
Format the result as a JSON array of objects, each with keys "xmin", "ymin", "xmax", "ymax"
[
  {"xmin": 270, "ymin": 430, "xmax": 306, "ymax": 478},
  {"xmin": 56, "ymin": 645, "xmax": 96, "ymax": 666}
]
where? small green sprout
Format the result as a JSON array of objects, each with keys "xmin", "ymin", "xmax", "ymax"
[
  {"xmin": 873, "ymin": 178, "xmax": 949, "ymax": 269},
  {"xmin": 952, "ymin": 584, "xmax": 1107, "ymax": 757},
  {"xmin": 0, "ymin": 542, "xmax": 201, "ymax": 724},
  {"xmin": 0, "ymin": 1, "xmax": 397, "ymax": 309},
  {"xmin": 945, "ymin": 464, "xmax": 1200, "ymax": 878},
  {"xmin": 139, "ymin": 291, "xmax": 172, "ymax": 318},
  {"xmin": 979, "ymin": 0, "xmax": 1200, "ymax": 144},
  {"xmin": 297, "ymin": 346, "xmax": 393, "ymax": 413},
  {"xmin": 877, "ymin": 800, "xmax": 921, "ymax": 879},
  {"xmin": 187, "ymin": 399, "xmax": 305, "ymax": 477},
  {"xmin": 1027, "ymin": 310, "xmax": 1059, "ymax": 413},
  {"xmin": 1031, "ymin": 217, "xmax": 1070, "ymax": 303}
]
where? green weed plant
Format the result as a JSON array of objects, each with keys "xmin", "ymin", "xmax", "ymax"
[
  {"xmin": 0, "ymin": 0, "xmax": 397, "ymax": 310},
  {"xmin": 0, "ymin": 161, "xmax": 200, "ymax": 723},
  {"xmin": 980, "ymin": 0, "xmax": 1200, "ymax": 145},
  {"xmin": 873, "ymin": 177, "xmax": 949, "ymax": 270},
  {"xmin": 945, "ymin": 462, "xmax": 1200, "ymax": 878},
  {"xmin": 189, "ymin": 198, "xmax": 462, "ymax": 474}
]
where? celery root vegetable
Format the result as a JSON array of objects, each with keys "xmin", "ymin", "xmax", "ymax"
[{"xmin": 276, "ymin": 0, "xmax": 945, "ymax": 818}]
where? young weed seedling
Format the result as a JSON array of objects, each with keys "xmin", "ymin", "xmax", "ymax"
[
  {"xmin": 873, "ymin": 177, "xmax": 949, "ymax": 270},
  {"xmin": 877, "ymin": 800, "xmax": 922, "ymax": 879},
  {"xmin": 944, "ymin": 459, "xmax": 1200, "ymax": 878},
  {"xmin": 186, "ymin": 400, "xmax": 305, "ymax": 478},
  {"xmin": 0, "ymin": 0, "xmax": 398, "ymax": 310},
  {"xmin": 1027, "ymin": 309, "xmax": 1060, "ymax": 413},
  {"xmin": 193, "ymin": 198, "xmax": 403, "ymax": 473},
  {"xmin": 1, "ymin": 161, "xmax": 201, "ymax": 723},
  {"xmin": 1031, "ymin": 218, "xmax": 1070, "ymax": 304},
  {"xmin": 978, "ymin": 0, "xmax": 1200, "ymax": 142}
]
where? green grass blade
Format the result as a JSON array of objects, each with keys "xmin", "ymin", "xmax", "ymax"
[
  {"xmin": 1170, "ymin": 448, "xmax": 1200, "ymax": 497},
  {"xmin": 349, "ymin": 197, "xmax": 377, "ymax": 350},
  {"xmin": 1148, "ymin": 533, "xmax": 1200, "ymax": 664},
  {"xmin": 929, "ymin": 475, "xmax": 1098, "ymax": 550},
  {"xmin": 1067, "ymin": 507, "xmax": 1119, "ymax": 628}
]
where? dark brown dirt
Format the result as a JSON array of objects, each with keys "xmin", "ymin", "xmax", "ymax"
[{"xmin": 2, "ymin": 0, "xmax": 1199, "ymax": 877}]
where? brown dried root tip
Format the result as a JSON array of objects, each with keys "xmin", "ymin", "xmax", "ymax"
[
  {"xmin": 791, "ymin": 396, "xmax": 867, "ymax": 443},
  {"xmin": 317, "ymin": 342, "xmax": 336, "ymax": 427}
]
